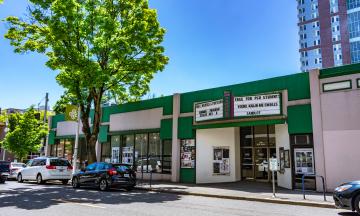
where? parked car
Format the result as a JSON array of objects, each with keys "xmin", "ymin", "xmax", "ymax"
[
  {"xmin": 333, "ymin": 180, "xmax": 360, "ymax": 215},
  {"xmin": 8, "ymin": 162, "xmax": 26, "ymax": 180},
  {"xmin": 17, "ymin": 157, "xmax": 72, "ymax": 185},
  {"xmin": 0, "ymin": 161, "xmax": 10, "ymax": 183},
  {"xmin": 72, "ymin": 162, "xmax": 136, "ymax": 191}
]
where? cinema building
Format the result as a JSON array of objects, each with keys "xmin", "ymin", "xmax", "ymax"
[{"xmin": 47, "ymin": 64, "xmax": 360, "ymax": 192}]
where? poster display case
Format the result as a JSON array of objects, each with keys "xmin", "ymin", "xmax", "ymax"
[
  {"xmin": 213, "ymin": 147, "xmax": 230, "ymax": 175},
  {"xmin": 180, "ymin": 140, "xmax": 195, "ymax": 168}
]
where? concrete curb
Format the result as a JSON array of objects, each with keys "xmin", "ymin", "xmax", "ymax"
[{"xmin": 136, "ymin": 186, "xmax": 335, "ymax": 209}]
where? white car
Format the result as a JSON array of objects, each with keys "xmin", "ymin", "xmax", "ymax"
[{"xmin": 17, "ymin": 157, "xmax": 72, "ymax": 185}]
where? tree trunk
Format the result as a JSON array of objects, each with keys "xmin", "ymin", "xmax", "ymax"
[{"xmin": 80, "ymin": 88, "xmax": 103, "ymax": 164}]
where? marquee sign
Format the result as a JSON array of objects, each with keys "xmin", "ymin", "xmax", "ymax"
[
  {"xmin": 195, "ymin": 99, "xmax": 223, "ymax": 122},
  {"xmin": 233, "ymin": 93, "xmax": 281, "ymax": 117}
]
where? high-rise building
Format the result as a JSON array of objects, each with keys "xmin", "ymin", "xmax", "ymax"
[{"xmin": 297, "ymin": 0, "xmax": 360, "ymax": 71}]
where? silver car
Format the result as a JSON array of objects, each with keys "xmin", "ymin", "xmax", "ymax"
[{"xmin": 8, "ymin": 162, "xmax": 26, "ymax": 180}]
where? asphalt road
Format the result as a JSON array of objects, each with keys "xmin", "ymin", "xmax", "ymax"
[{"xmin": 0, "ymin": 180, "xmax": 355, "ymax": 216}]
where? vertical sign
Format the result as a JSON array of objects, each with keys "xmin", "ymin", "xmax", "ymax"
[{"xmin": 223, "ymin": 91, "xmax": 232, "ymax": 119}]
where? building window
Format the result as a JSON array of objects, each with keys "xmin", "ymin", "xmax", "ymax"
[
  {"xmin": 322, "ymin": 80, "xmax": 352, "ymax": 92},
  {"xmin": 348, "ymin": 11, "xmax": 360, "ymax": 39},
  {"xmin": 357, "ymin": 78, "xmax": 360, "ymax": 88},
  {"xmin": 347, "ymin": 0, "xmax": 360, "ymax": 10},
  {"xmin": 351, "ymin": 41, "xmax": 360, "ymax": 63},
  {"xmin": 101, "ymin": 142, "xmax": 111, "ymax": 162},
  {"xmin": 107, "ymin": 133, "xmax": 171, "ymax": 174},
  {"xmin": 290, "ymin": 134, "xmax": 313, "ymax": 145}
]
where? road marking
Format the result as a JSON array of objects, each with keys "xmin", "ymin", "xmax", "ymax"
[{"xmin": 53, "ymin": 199, "xmax": 106, "ymax": 209}]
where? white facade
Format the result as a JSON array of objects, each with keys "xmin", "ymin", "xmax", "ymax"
[{"xmin": 196, "ymin": 127, "xmax": 240, "ymax": 183}]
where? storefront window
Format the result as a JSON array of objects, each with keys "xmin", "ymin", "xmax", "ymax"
[
  {"xmin": 101, "ymin": 142, "xmax": 111, "ymax": 162},
  {"xmin": 111, "ymin": 136, "xmax": 121, "ymax": 163},
  {"xmin": 57, "ymin": 140, "xmax": 64, "ymax": 158},
  {"xmin": 254, "ymin": 125, "xmax": 268, "ymax": 147},
  {"xmin": 107, "ymin": 133, "xmax": 171, "ymax": 174},
  {"xmin": 268, "ymin": 125, "xmax": 275, "ymax": 147},
  {"xmin": 50, "ymin": 144, "xmax": 56, "ymax": 156},
  {"xmin": 148, "ymin": 133, "xmax": 161, "ymax": 173},
  {"xmin": 64, "ymin": 139, "xmax": 73, "ymax": 163},
  {"xmin": 121, "ymin": 135, "xmax": 134, "ymax": 164},
  {"xmin": 135, "ymin": 134, "xmax": 148, "ymax": 172},
  {"xmin": 240, "ymin": 127, "xmax": 253, "ymax": 147},
  {"xmin": 162, "ymin": 140, "xmax": 172, "ymax": 173}
]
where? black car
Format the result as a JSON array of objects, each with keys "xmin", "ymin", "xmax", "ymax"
[
  {"xmin": 72, "ymin": 162, "xmax": 136, "ymax": 191},
  {"xmin": 333, "ymin": 181, "xmax": 360, "ymax": 215},
  {"xmin": 0, "ymin": 161, "xmax": 10, "ymax": 183}
]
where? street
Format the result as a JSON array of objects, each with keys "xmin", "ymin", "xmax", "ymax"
[{"xmin": 0, "ymin": 181, "xmax": 353, "ymax": 216}]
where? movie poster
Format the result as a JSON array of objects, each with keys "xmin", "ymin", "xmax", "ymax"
[
  {"xmin": 181, "ymin": 140, "xmax": 195, "ymax": 168},
  {"xmin": 213, "ymin": 147, "xmax": 230, "ymax": 175}
]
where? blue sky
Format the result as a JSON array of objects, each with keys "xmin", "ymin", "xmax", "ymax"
[{"xmin": 0, "ymin": 0, "xmax": 299, "ymax": 109}]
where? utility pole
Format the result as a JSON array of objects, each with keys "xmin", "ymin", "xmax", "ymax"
[
  {"xmin": 43, "ymin": 93, "xmax": 49, "ymax": 156},
  {"xmin": 43, "ymin": 93, "xmax": 49, "ymax": 123}
]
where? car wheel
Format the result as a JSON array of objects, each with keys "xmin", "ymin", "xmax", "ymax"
[
  {"xmin": 99, "ymin": 179, "xmax": 108, "ymax": 191},
  {"xmin": 17, "ymin": 173, "xmax": 23, "ymax": 183},
  {"xmin": 62, "ymin": 180, "xmax": 69, "ymax": 185},
  {"xmin": 354, "ymin": 194, "xmax": 360, "ymax": 214},
  {"xmin": 36, "ymin": 174, "xmax": 44, "ymax": 185},
  {"xmin": 72, "ymin": 177, "xmax": 80, "ymax": 188}
]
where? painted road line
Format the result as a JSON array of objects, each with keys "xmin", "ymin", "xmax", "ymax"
[{"xmin": 52, "ymin": 199, "xmax": 106, "ymax": 209}]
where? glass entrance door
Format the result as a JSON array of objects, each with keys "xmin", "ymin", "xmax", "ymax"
[{"xmin": 240, "ymin": 125, "xmax": 276, "ymax": 182}]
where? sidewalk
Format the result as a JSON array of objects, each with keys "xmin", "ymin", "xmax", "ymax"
[{"xmin": 136, "ymin": 181, "xmax": 335, "ymax": 209}]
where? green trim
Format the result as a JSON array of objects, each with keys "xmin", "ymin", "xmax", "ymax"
[
  {"xmin": 287, "ymin": 104, "xmax": 313, "ymax": 134},
  {"xmin": 180, "ymin": 72, "xmax": 310, "ymax": 113},
  {"xmin": 180, "ymin": 168, "xmax": 196, "ymax": 183},
  {"xmin": 99, "ymin": 126, "xmax": 109, "ymax": 142},
  {"xmin": 55, "ymin": 135, "xmax": 85, "ymax": 139},
  {"xmin": 51, "ymin": 114, "xmax": 65, "ymax": 129},
  {"xmin": 178, "ymin": 117, "xmax": 195, "ymax": 139},
  {"xmin": 194, "ymin": 119, "xmax": 285, "ymax": 130},
  {"xmin": 320, "ymin": 63, "xmax": 360, "ymax": 79},
  {"xmin": 101, "ymin": 96, "xmax": 173, "ymax": 122},
  {"xmin": 160, "ymin": 119, "xmax": 173, "ymax": 139},
  {"xmin": 48, "ymin": 130, "xmax": 56, "ymax": 145},
  {"xmin": 322, "ymin": 80, "xmax": 352, "ymax": 92},
  {"xmin": 108, "ymin": 128, "xmax": 160, "ymax": 136}
]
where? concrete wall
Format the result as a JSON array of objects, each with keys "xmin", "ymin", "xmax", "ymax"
[
  {"xmin": 311, "ymin": 71, "xmax": 360, "ymax": 191},
  {"xmin": 275, "ymin": 124, "xmax": 292, "ymax": 189},
  {"xmin": 109, "ymin": 108, "xmax": 162, "ymax": 132},
  {"xmin": 320, "ymin": 74, "xmax": 360, "ymax": 190},
  {"xmin": 196, "ymin": 127, "xmax": 240, "ymax": 183},
  {"xmin": 56, "ymin": 120, "xmax": 89, "ymax": 136}
]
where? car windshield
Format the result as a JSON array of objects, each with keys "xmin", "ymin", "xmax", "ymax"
[
  {"xmin": 113, "ymin": 164, "xmax": 131, "ymax": 172},
  {"xmin": 50, "ymin": 159, "xmax": 70, "ymax": 166},
  {"xmin": 0, "ymin": 162, "xmax": 10, "ymax": 172}
]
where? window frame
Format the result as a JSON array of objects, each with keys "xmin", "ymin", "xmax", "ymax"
[{"xmin": 322, "ymin": 80, "xmax": 352, "ymax": 92}]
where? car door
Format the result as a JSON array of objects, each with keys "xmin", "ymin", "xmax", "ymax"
[
  {"xmin": 21, "ymin": 160, "xmax": 33, "ymax": 179},
  {"xmin": 79, "ymin": 163, "xmax": 97, "ymax": 185},
  {"xmin": 28, "ymin": 159, "xmax": 41, "ymax": 180}
]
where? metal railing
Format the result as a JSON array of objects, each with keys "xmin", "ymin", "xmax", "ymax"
[{"xmin": 302, "ymin": 174, "xmax": 327, "ymax": 201}]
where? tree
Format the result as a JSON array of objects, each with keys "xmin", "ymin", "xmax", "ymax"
[
  {"xmin": 53, "ymin": 91, "xmax": 77, "ymax": 115},
  {"xmin": 0, "ymin": 108, "xmax": 48, "ymax": 161},
  {"xmin": 4, "ymin": 0, "xmax": 168, "ymax": 162}
]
